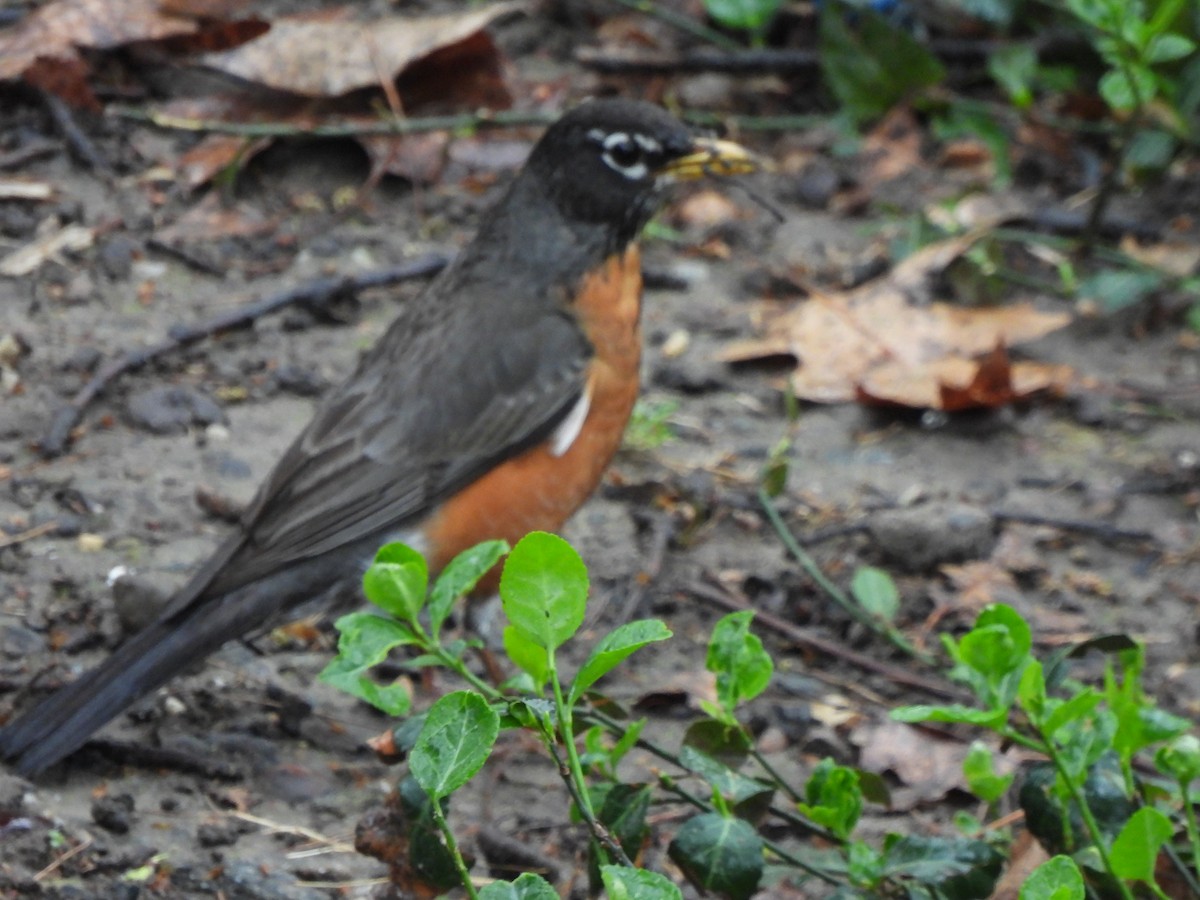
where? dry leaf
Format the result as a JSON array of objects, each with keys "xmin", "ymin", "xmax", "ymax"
[
  {"xmin": 0, "ymin": 0, "xmax": 202, "ymax": 81},
  {"xmin": 176, "ymin": 135, "xmax": 271, "ymax": 190},
  {"xmin": 853, "ymin": 720, "xmax": 981, "ymax": 807},
  {"xmin": 199, "ymin": 4, "xmax": 519, "ymax": 98},
  {"xmin": 723, "ymin": 232, "xmax": 1073, "ymax": 410},
  {"xmin": 859, "ymin": 106, "xmax": 923, "ymax": 188},
  {"xmin": 0, "ymin": 223, "xmax": 95, "ymax": 277}
]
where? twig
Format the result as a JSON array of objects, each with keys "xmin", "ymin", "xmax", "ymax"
[
  {"xmin": 41, "ymin": 91, "xmax": 111, "ymax": 176},
  {"xmin": 230, "ymin": 811, "xmax": 357, "ymax": 855},
  {"xmin": 991, "ymin": 509, "xmax": 1155, "ymax": 545},
  {"xmin": 759, "ymin": 487, "xmax": 938, "ymax": 665},
  {"xmin": 37, "ymin": 253, "xmax": 451, "ymax": 458},
  {"xmin": 33, "ymin": 835, "xmax": 94, "ymax": 882},
  {"xmin": 85, "ymin": 738, "xmax": 244, "ymax": 778},
  {"xmin": 686, "ymin": 579, "xmax": 964, "ymax": 701},
  {"xmin": 0, "ymin": 139, "xmax": 58, "ymax": 171},
  {"xmin": 0, "ymin": 520, "xmax": 58, "ymax": 550},
  {"xmin": 576, "ymin": 46, "xmax": 818, "ymax": 74},
  {"xmin": 110, "ymin": 105, "xmax": 557, "ymax": 139}
]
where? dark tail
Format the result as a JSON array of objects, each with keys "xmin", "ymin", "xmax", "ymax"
[{"xmin": 0, "ymin": 586, "xmax": 284, "ymax": 777}]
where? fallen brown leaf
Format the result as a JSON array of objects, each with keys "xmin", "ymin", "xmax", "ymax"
[
  {"xmin": 198, "ymin": 4, "xmax": 519, "ymax": 98},
  {"xmin": 723, "ymin": 232, "xmax": 1073, "ymax": 410}
]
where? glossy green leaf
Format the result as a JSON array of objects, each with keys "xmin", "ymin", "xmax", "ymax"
[
  {"xmin": 963, "ymin": 742, "xmax": 1014, "ymax": 804},
  {"xmin": 410, "ymin": 691, "xmax": 500, "ymax": 800},
  {"xmin": 1110, "ymin": 807, "xmax": 1173, "ymax": 882},
  {"xmin": 318, "ymin": 612, "xmax": 419, "ymax": 715},
  {"xmin": 478, "ymin": 872, "xmax": 560, "ymax": 899},
  {"xmin": 569, "ymin": 619, "xmax": 672, "ymax": 705},
  {"xmin": 428, "ymin": 539, "xmax": 508, "ymax": 638},
  {"xmin": 707, "ymin": 611, "xmax": 773, "ymax": 718},
  {"xmin": 704, "ymin": 0, "xmax": 782, "ymax": 31},
  {"xmin": 503, "ymin": 625, "xmax": 551, "ymax": 687},
  {"xmin": 600, "ymin": 865, "xmax": 683, "ymax": 900},
  {"xmin": 1018, "ymin": 855, "xmax": 1084, "ymax": 900},
  {"xmin": 363, "ymin": 543, "xmax": 428, "ymax": 622},
  {"xmin": 797, "ymin": 758, "xmax": 863, "ymax": 840},
  {"xmin": 668, "ymin": 812, "xmax": 764, "ymax": 900},
  {"xmin": 500, "ymin": 532, "xmax": 588, "ymax": 651}
]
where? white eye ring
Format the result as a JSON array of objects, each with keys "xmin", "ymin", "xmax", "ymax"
[{"xmin": 589, "ymin": 129, "xmax": 663, "ymax": 181}]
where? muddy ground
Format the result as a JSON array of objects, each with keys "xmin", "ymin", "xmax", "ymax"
[{"xmin": 1, "ymin": 7, "xmax": 1199, "ymax": 899}]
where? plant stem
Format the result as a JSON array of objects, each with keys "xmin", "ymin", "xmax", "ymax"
[
  {"xmin": 1178, "ymin": 777, "xmax": 1200, "ymax": 886},
  {"xmin": 429, "ymin": 797, "xmax": 480, "ymax": 900},
  {"xmin": 758, "ymin": 486, "xmax": 937, "ymax": 665},
  {"xmin": 433, "ymin": 646, "xmax": 499, "ymax": 699},
  {"xmin": 548, "ymin": 656, "xmax": 633, "ymax": 867},
  {"xmin": 543, "ymin": 732, "xmax": 635, "ymax": 867},
  {"xmin": 1040, "ymin": 736, "xmax": 1137, "ymax": 900},
  {"xmin": 111, "ymin": 105, "xmax": 558, "ymax": 138}
]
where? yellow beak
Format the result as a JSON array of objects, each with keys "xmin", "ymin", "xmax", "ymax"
[{"xmin": 659, "ymin": 137, "xmax": 758, "ymax": 180}]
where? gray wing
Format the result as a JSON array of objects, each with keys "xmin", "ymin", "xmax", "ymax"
[{"xmin": 181, "ymin": 277, "xmax": 590, "ymax": 604}]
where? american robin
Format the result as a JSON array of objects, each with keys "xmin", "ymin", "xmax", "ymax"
[{"xmin": 0, "ymin": 99, "xmax": 754, "ymax": 776}]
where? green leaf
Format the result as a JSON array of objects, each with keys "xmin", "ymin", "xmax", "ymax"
[
  {"xmin": 850, "ymin": 567, "xmax": 900, "ymax": 623},
  {"xmin": 362, "ymin": 543, "xmax": 428, "ymax": 623},
  {"xmin": 500, "ymin": 532, "xmax": 588, "ymax": 651},
  {"xmin": 1125, "ymin": 129, "xmax": 1177, "ymax": 172},
  {"xmin": 597, "ymin": 783, "xmax": 652, "ymax": 861},
  {"xmin": 1057, "ymin": 710, "xmax": 1118, "ymax": 780},
  {"xmin": 668, "ymin": 812, "xmax": 764, "ymax": 900},
  {"xmin": 600, "ymin": 865, "xmax": 683, "ymax": 900},
  {"xmin": 797, "ymin": 758, "xmax": 863, "ymax": 841},
  {"xmin": 1017, "ymin": 659, "xmax": 1047, "ymax": 720},
  {"xmin": 396, "ymin": 776, "xmax": 461, "ymax": 891},
  {"xmin": 1099, "ymin": 65, "xmax": 1158, "ymax": 110},
  {"xmin": 1018, "ymin": 855, "xmax": 1084, "ymax": 900},
  {"xmin": 503, "ymin": 625, "xmax": 551, "ymax": 687},
  {"xmin": 428, "ymin": 539, "xmax": 508, "ymax": 638},
  {"xmin": 819, "ymin": 5, "xmax": 945, "ymax": 123},
  {"xmin": 879, "ymin": 834, "xmax": 1004, "ymax": 896},
  {"xmin": 410, "ymin": 691, "xmax": 500, "ymax": 800},
  {"xmin": 707, "ymin": 610, "xmax": 773, "ymax": 717},
  {"xmin": 1082, "ymin": 267, "xmax": 1165, "ymax": 313},
  {"xmin": 704, "ymin": 0, "xmax": 782, "ymax": 31},
  {"xmin": 892, "ymin": 703, "xmax": 1008, "ymax": 731},
  {"xmin": 318, "ymin": 612, "xmax": 419, "ymax": 715},
  {"xmin": 847, "ymin": 839, "xmax": 885, "ymax": 887},
  {"xmin": 962, "ymin": 605, "xmax": 1032, "ymax": 673},
  {"xmin": 678, "ymin": 745, "xmax": 775, "ymax": 819},
  {"xmin": 988, "ymin": 44, "xmax": 1038, "ymax": 107},
  {"xmin": 569, "ymin": 619, "xmax": 672, "ymax": 705},
  {"xmin": 1146, "ymin": 33, "xmax": 1196, "ymax": 63},
  {"xmin": 478, "ymin": 872, "xmax": 560, "ymax": 900},
  {"xmin": 1109, "ymin": 806, "xmax": 1173, "ymax": 882},
  {"xmin": 683, "ymin": 718, "xmax": 753, "ymax": 769},
  {"xmin": 1156, "ymin": 734, "xmax": 1200, "ymax": 783},
  {"xmin": 1041, "ymin": 688, "xmax": 1101, "ymax": 738},
  {"xmin": 963, "ymin": 742, "xmax": 1014, "ymax": 804}
]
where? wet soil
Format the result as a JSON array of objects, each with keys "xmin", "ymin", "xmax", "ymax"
[{"xmin": 1, "ymin": 9, "xmax": 1199, "ymax": 899}]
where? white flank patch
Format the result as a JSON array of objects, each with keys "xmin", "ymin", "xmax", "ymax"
[{"xmin": 549, "ymin": 390, "xmax": 591, "ymax": 457}]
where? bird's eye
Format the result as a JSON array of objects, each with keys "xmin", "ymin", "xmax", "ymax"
[
  {"xmin": 596, "ymin": 131, "xmax": 650, "ymax": 180},
  {"xmin": 606, "ymin": 134, "xmax": 641, "ymax": 168}
]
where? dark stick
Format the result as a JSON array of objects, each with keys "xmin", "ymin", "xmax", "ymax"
[
  {"xmin": 40, "ymin": 91, "xmax": 112, "ymax": 176},
  {"xmin": 576, "ymin": 46, "xmax": 819, "ymax": 75},
  {"xmin": 37, "ymin": 253, "xmax": 452, "ymax": 458},
  {"xmin": 991, "ymin": 509, "xmax": 1155, "ymax": 545}
]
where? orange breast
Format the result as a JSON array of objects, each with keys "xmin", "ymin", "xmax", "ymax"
[{"xmin": 421, "ymin": 245, "xmax": 643, "ymax": 588}]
